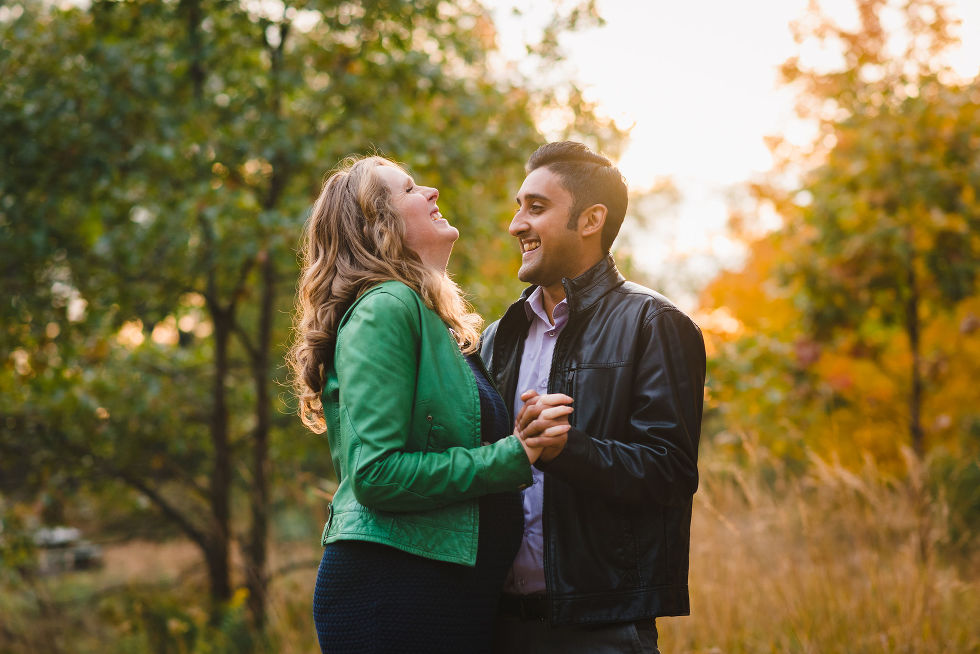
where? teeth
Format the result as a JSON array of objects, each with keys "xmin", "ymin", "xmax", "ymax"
[
  {"xmin": 521, "ymin": 240, "xmax": 540, "ymax": 253},
  {"xmin": 431, "ymin": 211, "xmax": 442, "ymax": 221}
]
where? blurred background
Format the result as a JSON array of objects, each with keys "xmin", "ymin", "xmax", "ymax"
[{"xmin": 1, "ymin": 0, "xmax": 978, "ymax": 652}]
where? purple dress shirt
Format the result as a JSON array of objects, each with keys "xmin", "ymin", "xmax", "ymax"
[{"xmin": 503, "ymin": 286, "xmax": 569, "ymax": 595}]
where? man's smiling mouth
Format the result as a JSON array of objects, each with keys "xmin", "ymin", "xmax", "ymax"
[{"xmin": 520, "ymin": 238, "xmax": 540, "ymax": 253}]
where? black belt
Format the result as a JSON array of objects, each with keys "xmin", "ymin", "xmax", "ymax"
[{"xmin": 498, "ymin": 593, "xmax": 548, "ymax": 621}]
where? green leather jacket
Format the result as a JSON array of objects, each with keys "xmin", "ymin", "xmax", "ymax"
[{"xmin": 319, "ymin": 280, "xmax": 532, "ymax": 566}]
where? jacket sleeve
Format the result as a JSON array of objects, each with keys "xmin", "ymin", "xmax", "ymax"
[
  {"xmin": 335, "ymin": 290, "xmax": 531, "ymax": 513},
  {"xmin": 536, "ymin": 307, "xmax": 705, "ymax": 507}
]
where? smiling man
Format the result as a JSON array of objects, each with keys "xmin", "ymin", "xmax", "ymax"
[{"xmin": 481, "ymin": 142, "xmax": 706, "ymax": 653}]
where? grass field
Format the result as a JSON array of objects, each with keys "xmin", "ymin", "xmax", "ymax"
[{"xmin": 3, "ymin": 448, "xmax": 978, "ymax": 653}]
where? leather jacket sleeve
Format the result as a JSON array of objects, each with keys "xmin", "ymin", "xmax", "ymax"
[
  {"xmin": 335, "ymin": 290, "xmax": 531, "ymax": 512},
  {"xmin": 537, "ymin": 307, "xmax": 705, "ymax": 507}
]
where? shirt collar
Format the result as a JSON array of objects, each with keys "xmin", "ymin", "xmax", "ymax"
[{"xmin": 523, "ymin": 286, "xmax": 569, "ymax": 329}]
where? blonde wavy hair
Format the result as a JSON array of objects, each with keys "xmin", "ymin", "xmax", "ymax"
[{"xmin": 287, "ymin": 155, "xmax": 483, "ymax": 433}]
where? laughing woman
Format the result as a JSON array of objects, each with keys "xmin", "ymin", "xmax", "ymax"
[{"xmin": 287, "ymin": 156, "xmax": 571, "ymax": 653}]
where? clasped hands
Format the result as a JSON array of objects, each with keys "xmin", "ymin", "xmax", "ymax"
[{"xmin": 515, "ymin": 390, "xmax": 574, "ymax": 465}]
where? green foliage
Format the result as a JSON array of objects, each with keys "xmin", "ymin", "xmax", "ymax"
[
  {"xmin": 0, "ymin": 0, "xmax": 625, "ymax": 640},
  {"xmin": 788, "ymin": 83, "xmax": 980, "ymax": 340}
]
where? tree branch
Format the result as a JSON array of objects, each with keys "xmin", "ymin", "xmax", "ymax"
[
  {"xmin": 55, "ymin": 438, "xmax": 211, "ymax": 553},
  {"xmin": 231, "ymin": 319, "xmax": 260, "ymax": 363}
]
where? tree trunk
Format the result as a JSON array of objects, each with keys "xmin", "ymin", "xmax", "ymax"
[
  {"xmin": 184, "ymin": 5, "xmax": 232, "ymax": 612},
  {"xmin": 245, "ymin": 251, "xmax": 274, "ymax": 629},
  {"xmin": 905, "ymin": 253, "xmax": 924, "ymax": 456},
  {"xmin": 243, "ymin": 19, "xmax": 289, "ymax": 629},
  {"xmin": 207, "ymin": 310, "xmax": 233, "ymax": 609},
  {"xmin": 179, "ymin": 0, "xmax": 204, "ymax": 102}
]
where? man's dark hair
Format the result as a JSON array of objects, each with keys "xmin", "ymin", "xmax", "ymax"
[{"xmin": 526, "ymin": 141, "xmax": 628, "ymax": 252}]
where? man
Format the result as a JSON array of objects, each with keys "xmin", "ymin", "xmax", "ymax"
[{"xmin": 481, "ymin": 141, "xmax": 706, "ymax": 653}]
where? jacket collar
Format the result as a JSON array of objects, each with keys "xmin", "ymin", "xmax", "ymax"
[{"xmin": 514, "ymin": 254, "xmax": 625, "ymax": 316}]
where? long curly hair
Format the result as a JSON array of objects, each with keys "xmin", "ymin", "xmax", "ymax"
[{"xmin": 287, "ymin": 155, "xmax": 482, "ymax": 433}]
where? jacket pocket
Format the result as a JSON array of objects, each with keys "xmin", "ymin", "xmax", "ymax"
[
  {"xmin": 562, "ymin": 367, "xmax": 577, "ymax": 425},
  {"xmin": 423, "ymin": 413, "xmax": 437, "ymax": 451},
  {"xmin": 412, "ymin": 399, "xmax": 437, "ymax": 451}
]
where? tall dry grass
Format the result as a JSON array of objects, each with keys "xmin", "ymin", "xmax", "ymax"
[
  {"xmin": 4, "ymin": 445, "xmax": 977, "ymax": 653},
  {"xmin": 656, "ymin": 445, "xmax": 979, "ymax": 653},
  {"xmin": 256, "ymin": 443, "xmax": 979, "ymax": 653}
]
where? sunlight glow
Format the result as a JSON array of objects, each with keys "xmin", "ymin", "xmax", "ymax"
[{"xmin": 490, "ymin": 0, "xmax": 980, "ymax": 307}]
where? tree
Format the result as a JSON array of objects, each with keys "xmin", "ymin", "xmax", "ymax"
[
  {"xmin": 701, "ymin": 0, "xmax": 980, "ymax": 464},
  {"xmin": 0, "ymin": 0, "xmax": 623, "ymax": 639},
  {"xmin": 777, "ymin": 0, "xmax": 980, "ymax": 456}
]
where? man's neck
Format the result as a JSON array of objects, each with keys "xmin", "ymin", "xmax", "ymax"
[
  {"xmin": 540, "ymin": 284, "xmax": 565, "ymax": 325},
  {"xmin": 537, "ymin": 252, "xmax": 607, "ymax": 322}
]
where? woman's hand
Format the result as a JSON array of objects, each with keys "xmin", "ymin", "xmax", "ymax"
[
  {"xmin": 515, "ymin": 390, "xmax": 573, "ymax": 464},
  {"xmin": 517, "ymin": 431, "xmax": 544, "ymax": 465}
]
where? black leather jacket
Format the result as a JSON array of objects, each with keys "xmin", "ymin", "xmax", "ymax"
[{"xmin": 481, "ymin": 255, "xmax": 706, "ymax": 626}]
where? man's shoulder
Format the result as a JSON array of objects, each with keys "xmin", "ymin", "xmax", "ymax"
[
  {"xmin": 607, "ymin": 280, "xmax": 701, "ymax": 332},
  {"xmin": 608, "ymin": 280, "xmax": 677, "ymax": 313}
]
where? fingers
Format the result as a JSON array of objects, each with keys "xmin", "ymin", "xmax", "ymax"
[
  {"xmin": 520, "ymin": 405, "xmax": 573, "ymax": 434},
  {"xmin": 532, "ymin": 393, "xmax": 573, "ymax": 407},
  {"xmin": 518, "ymin": 395, "xmax": 574, "ymax": 431},
  {"xmin": 523, "ymin": 424, "xmax": 571, "ymax": 444},
  {"xmin": 539, "ymin": 405, "xmax": 574, "ymax": 421},
  {"xmin": 522, "ymin": 414, "xmax": 572, "ymax": 441},
  {"xmin": 516, "ymin": 390, "xmax": 544, "ymax": 430},
  {"xmin": 519, "ymin": 390, "xmax": 572, "ymax": 412},
  {"xmin": 515, "ymin": 402, "xmax": 529, "ymax": 432},
  {"xmin": 520, "ymin": 389, "xmax": 539, "ymax": 402}
]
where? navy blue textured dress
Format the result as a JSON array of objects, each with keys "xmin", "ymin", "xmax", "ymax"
[{"xmin": 313, "ymin": 354, "xmax": 523, "ymax": 653}]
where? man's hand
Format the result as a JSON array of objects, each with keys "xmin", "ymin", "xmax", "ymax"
[{"xmin": 516, "ymin": 390, "xmax": 573, "ymax": 463}]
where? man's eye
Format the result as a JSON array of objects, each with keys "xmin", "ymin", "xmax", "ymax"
[{"xmin": 530, "ymin": 204, "xmax": 544, "ymax": 213}]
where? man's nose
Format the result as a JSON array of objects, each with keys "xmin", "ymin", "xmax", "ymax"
[{"xmin": 508, "ymin": 211, "xmax": 527, "ymax": 237}]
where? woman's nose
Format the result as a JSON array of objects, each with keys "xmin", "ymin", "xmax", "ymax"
[{"xmin": 426, "ymin": 186, "xmax": 439, "ymax": 202}]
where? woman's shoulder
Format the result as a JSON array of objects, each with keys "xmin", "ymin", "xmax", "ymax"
[
  {"xmin": 362, "ymin": 280, "xmax": 422, "ymax": 304},
  {"xmin": 338, "ymin": 281, "xmax": 424, "ymax": 331},
  {"xmin": 354, "ymin": 280, "xmax": 424, "ymax": 313}
]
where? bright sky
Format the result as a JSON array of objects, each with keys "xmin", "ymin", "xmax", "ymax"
[{"xmin": 490, "ymin": 0, "xmax": 980, "ymax": 309}]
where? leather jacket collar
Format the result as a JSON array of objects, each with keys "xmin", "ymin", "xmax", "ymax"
[{"xmin": 516, "ymin": 254, "xmax": 626, "ymax": 316}]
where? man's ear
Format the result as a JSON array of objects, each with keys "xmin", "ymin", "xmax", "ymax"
[{"xmin": 579, "ymin": 204, "xmax": 607, "ymax": 238}]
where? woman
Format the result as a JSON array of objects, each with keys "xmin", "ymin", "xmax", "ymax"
[{"xmin": 287, "ymin": 155, "xmax": 572, "ymax": 653}]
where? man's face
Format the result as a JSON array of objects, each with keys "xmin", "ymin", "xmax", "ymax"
[{"xmin": 509, "ymin": 167, "xmax": 584, "ymax": 288}]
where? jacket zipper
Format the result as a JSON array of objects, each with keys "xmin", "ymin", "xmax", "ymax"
[{"xmin": 541, "ymin": 311, "xmax": 580, "ymax": 622}]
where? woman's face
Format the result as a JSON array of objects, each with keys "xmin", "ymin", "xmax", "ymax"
[{"xmin": 374, "ymin": 164, "xmax": 458, "ymax": 270}]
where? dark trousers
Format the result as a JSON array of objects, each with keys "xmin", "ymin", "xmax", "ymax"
[{"xmin": 492, "ymin": 613, "xmax": 659, "ymax": 654}]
